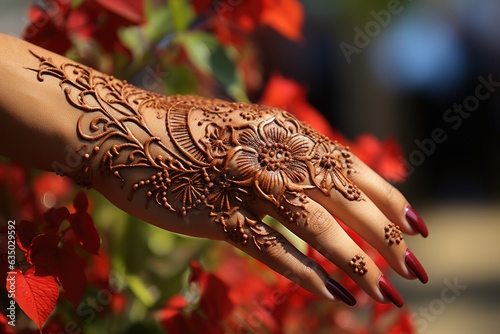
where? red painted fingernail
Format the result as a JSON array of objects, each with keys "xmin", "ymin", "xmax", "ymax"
[
  {"xmin": 405, "ymin": 248, "xmax": 429, "ymax": 284},
  {"xmin": 405, "ymin": 206, "xmax": 429, "ymax": 238},
  {"xmin": 378, "ymin": 275, "xmax": 404, "ymax": 308},
  {"xmin": 326, "ymin": 278, "xmax": 357, "ymax": 306}
]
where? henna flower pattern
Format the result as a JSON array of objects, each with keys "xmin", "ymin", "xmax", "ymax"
[
  {"xmin": 200, "ymin": 124, "xmax": 234, "ymax": 160},
  {"xmin": 29, "ymin": 52, "xmax": 361, "ymax": 250},
  {"xmin": 308, "ymin": 141, "xmax": 361, "ymax": 200},
  {"xmin": 349, "ymin": 254, "xmax": 368, "ymax": 276},
  {"xmin": 232, "ymin": 119, "xmax": 314, "ymax": 201},
  {"xmin": 384, "ymin": 223, "xmax": 403, "ymax": 245},
  {"xmin": 207, "ymin": 172, "xmax": 251, "ymax": 226}
]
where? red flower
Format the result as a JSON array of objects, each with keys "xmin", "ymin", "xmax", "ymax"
[
  {"xmin": 159, "ymin": 261, "xmax": 234, "ymax": 333},
  {"xmin": 67, "ymin": 0, "xmax": 145, "ymax": 53},
  {"xmin": 159, "ymin": 295, "xmax": 189, "ymax": 334},
  {"xmin": 194, "ymin": 0, "xmax": 304, "ymax": 45},
  {"xmin": 7, "ymin": 267, "xmax": 59, "ymax": 331},
  {"xmin": 0, "ymin": 312, "xmax": 15, "ymax": 334},
  {"xmin": 350, "ymin": 134, "xmax": 408, "ymax": 182},
  {"xmin": 67, "ymin": 191, "xmax": 100, "ymax": 255},
  {"xmin": 261, "ymin": 73, "xmax": 343, "ymax": 141},
  {"xmin": 27, "ymin": 233, "xmax": 87, "ymax": 308},
  {"xmin": 23, "ymin": 0, "xmax": 145, "ymax": 55},
  {"xmin": 33, "ymin": 172, "xmax": 72, "ymax": 209},
  {"xmin": 23, "ymin": 0, "xmax": 72, "ymax": 54}
]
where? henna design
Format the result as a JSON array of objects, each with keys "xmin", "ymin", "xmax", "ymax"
[
  {"xmin": 384, "ymin": 223, "xmax": 403, "ymax": 245},
  {"xmin": 278, "ymin": 191, "xmax": 309, "ymax": 225},
  {"xmin": 231, "ymin": 118, "xmax": 314, "ymax": 202},
  {"xmin": 29, "ymin": 52, "xmax": 361, "ymax": 249},
  {"xmin": 225, "ymin": 214, "xmax": 278, "ymax": 250},
  {"xmin": 307, "ymin": 141, "xmax": 360, "ymax": 200},
  {"xmin": 349, "ymin": 254, "xmax": 368, "ymax": 276}
]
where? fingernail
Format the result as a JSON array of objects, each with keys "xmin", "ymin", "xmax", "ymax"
[
  {"xmin": 405, "ymin": 206, "xmax": 429, "ymax": 238},
  {"xmin": 405, "ymin": 248, "xmax": 429, "ymax": 284},
  {"xmin": 326, "ymin": 278, "xmax": 356, "ymax": 306},
  {"xmin": 378, "ymin": 275, "xmax": 404, "ymax": 308}
]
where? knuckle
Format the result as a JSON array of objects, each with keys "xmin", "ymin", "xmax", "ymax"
[
  {"xmin": 262, "ymin": 236, "xmax": 287, "ymax": 259},
  {"xmin": 297, "ymin": 262, "xmax": 319, "ymax": 284}
]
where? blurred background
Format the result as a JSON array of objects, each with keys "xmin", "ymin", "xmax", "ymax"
[{"xmin": 1, "ymin": 0, "xmax": 499, "ymax": 333}]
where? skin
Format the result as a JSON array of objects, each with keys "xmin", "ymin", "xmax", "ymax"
[{"xmin": 0, "ymin": 33, "xmax": 425, "ymax": 305}]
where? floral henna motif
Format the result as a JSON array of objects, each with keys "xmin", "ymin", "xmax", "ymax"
[
  {"xmin": 349, "ymin": 254, "xmax": 368, "ymax": 276},
  {"xmin": 29, "ymin": 52, "xmax": 361, "ymax": 249},
  {"xmin": 384, "ymin": 223, "xmax": 403, "ymax": 245},
  {"xmin": 231, "ymin": 118, "xmax": 314, "ymax": 202},
  {"xmin": 307, "ymin": 141, "xmax": 361, "ymax": 200},
  {"xmin": 224, "ymin": 214, "xmax": 278, "ymax": 250}
]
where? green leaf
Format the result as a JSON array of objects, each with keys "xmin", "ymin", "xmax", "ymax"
[
  {"xmin": 179, "ymin": 32, "xmax": 248, "ymax": 101},
  {"xmin": 164, "ymin": 64, "xmax": 199, "ymax": 95},
  {"xmin": 168, "ymin": 0, "xmax": 195, "ymax": 32},
  {"xmin": 118, "ymin": 26, "xmax": 147, "ymax": 60},
  {"xmin": 71, "ymin": 0, "xmax": 85, "ymax": 8},
  {"xmin": 144, "ymin": 3, "xmax": 173, "ymax": 43},
  {"xmin": 128, "ymin": 275, "xmax": 157, "ymax": 307}
]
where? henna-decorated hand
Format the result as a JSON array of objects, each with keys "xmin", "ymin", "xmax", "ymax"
[{"xmin": 0, "ymin": 34, "xmax": 428, "ymax": 307}]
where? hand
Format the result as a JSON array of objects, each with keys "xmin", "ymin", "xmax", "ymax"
[{"xmin": 0, "ymin": 35, "xmax": 428, "ymax": 307}]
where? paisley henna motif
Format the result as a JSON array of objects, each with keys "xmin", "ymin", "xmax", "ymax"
[{"xmin": 29, "ymin": 52, "xmax": 361, "ymax": 249}]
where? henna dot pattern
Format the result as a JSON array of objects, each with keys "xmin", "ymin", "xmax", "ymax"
[
  {"xmin": 349, "ymin": 254, "xmax": 368, "ymax": 276},
  {"xmin": 384, "ymin": 223, "xmax": 403, "ymax": 245},
  {"xmin": 29, "ymin": 51, "xmax": 362, "ymax": 250}
]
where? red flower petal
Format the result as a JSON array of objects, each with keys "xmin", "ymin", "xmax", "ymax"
[
  {"xmin": 192, "ymin": 0, "xmax": 212, "ymax": 14},
  {"xmin": 97, "ymin": 0, "xmax": 145, "ymax": 24},
  {"xmin": 57, "ymin": 242, "xmax": 87, "ymax": 308},
  {"xmin": 260, "ymin": 0, "xmax": 304, "ymax": 41},
  {"xmin": 27, "ymin": 234, "xmax": 60, "ymax": 273},
  {"xmin": 27, "ymin": 234, "xmax": 87, "ymax": 307},
  {"xmin": 7, "ymin": 267, "xmax": 59, "ymax": 331},
  {"xmin": 189, "ymin": 261, "xmax": 234, "ymax": 323},
  {"xmin": 351, "ymin": 135, "xmax": 407, "ymax": 182},
  {"xmin": 159, "ymin": 295, "xmax": 190, "ymax": 333},
  {"xmin": 0, "ymin": 163, "xmax": 26, "ymax": 200},
  {"xmin": 68, "ymin": 211, "xmax": 100, "ymax": 255},
  {"xmin": 33, "ymin": 173, "xmax": 72, "ymax": 208},
  {"xmin": 86, "ymin": 253, "xmax": 111, "ymax": 288},
  {"xmin": 0, "ymin": 312, "xmax": 15, "ymax": 334},
  {"xmin": 110, "ymin": 292, "xmax": 127, "ymax": 314},
  {"xmin": 23, "ymin": 3, "xmax": 72, "ymax": 54},
  {"xmin": 388, "ymin": 311, "xmax": 414, "ymax": 334},
  {"xmin": 261, "ymin": 73, "xmax": 340, "ymax": 140},
  {"xmin": 73, "ymin": 191, "xmax": 89, "ymax": 212},
  {"xmin": 43, "ymin": 207, "xmax": 70, "ymax": 234},
  {"xmin": 16, "ymin": 220, "xmax": 38, "ymax": 253}
]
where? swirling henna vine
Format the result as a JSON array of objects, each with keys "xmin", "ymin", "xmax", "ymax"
[
  {"xmin": 349, "ymin": 254, "xmax": 368, "ymax": 276},
  {"xmin": 28, "ymin": 52, "xmax": 361, "ymax": 249},
  {"xmin": 384, "ymin": 223, "xmax": 403, "ymax": 246}
]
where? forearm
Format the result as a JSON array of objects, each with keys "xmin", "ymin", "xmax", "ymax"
[
  {"xmin": 0, "ymin": 33, "xmax": 91, "ymax": 173},
  {"xmin": 0, "ymin": 33, "xmax": 221, "ymax": 238}
]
